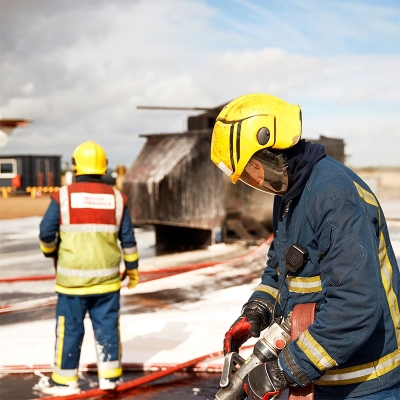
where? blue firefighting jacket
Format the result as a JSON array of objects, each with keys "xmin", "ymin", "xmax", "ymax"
[{"xmin": 250, "ymin": 156, "xmax": 400, "ymax": 398}]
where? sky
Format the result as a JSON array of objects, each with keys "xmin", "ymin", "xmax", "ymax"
[{"xmin": 0, "ymin": 0, "xmax": 399, "ymax": 170}]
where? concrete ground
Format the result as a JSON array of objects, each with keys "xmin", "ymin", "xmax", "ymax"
[
  {"xmin": 0, "ymin": 188, "xmax": 398, "ymax": 400},
  {"xmin": 0, "ymin": 217, "xmax": 267, "ymax": 400}
]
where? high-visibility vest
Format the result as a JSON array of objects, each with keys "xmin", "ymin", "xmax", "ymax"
[{"xmin": 52, "ymin": 182, "xmax": 125, "ymax": 295}]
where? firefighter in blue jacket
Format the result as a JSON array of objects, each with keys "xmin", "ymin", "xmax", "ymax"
[
  {"xmin": 34, "ymin": 140, "xmax": 139, "ymax": 396},
  {"xmin": 211, "ymin": 94, "xmax": 400, "ymax": 399}
]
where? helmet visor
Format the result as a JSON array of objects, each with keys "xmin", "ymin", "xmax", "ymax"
[{"xmin": 239, "ymin": 149, "xmax": 291, "ymax": 196}]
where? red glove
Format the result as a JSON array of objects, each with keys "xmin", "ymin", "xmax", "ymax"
[
  {"xmin": 243, "ymin": 361, "xmax": 290, "ymax": 400},
  {"xmin": 223, "ymin": 299, "xmax": 272, "ymax": 354}
]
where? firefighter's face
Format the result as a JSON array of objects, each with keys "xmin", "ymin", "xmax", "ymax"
[
  {"xmin": 239, "ymin": 149, "xmax": 292, "ymax": 196},
  {"xmin": 243, "ymin": 159, "xmax": 264, "ymax": 187}
]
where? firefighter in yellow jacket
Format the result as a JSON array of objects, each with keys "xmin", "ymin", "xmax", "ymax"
[{"xmin": 34, "ymin": 141, "xmax": 139, "ymax": 396}]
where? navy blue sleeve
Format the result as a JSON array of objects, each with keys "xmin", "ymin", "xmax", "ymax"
[
  {"xmin": 118, "ymin": 206, "xmax": 139, "ymax": 270},
  {"xmin": 39, "ymin": 198, "xmax": 60, "ymax": 257}
]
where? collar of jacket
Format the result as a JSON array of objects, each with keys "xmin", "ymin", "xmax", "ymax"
[
  {"xmin": 75, "ymin": 175, "xmax": 104, "ymax": 183},
  {"xmin": 281, "ymin": 139, "xmax": 326, "ymax": 204}
]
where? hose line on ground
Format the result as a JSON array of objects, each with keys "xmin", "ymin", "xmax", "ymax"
[{"xmin": 28, "ymin": 345, "xmax": 254, "ymax": 400}]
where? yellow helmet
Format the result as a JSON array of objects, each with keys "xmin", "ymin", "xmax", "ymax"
[
  {"xmin": 71, "ymin": 140, "xmax": 108, "ymax": 176},
  {"xmin": 211, "ymin": 93, "xmax": 301, "ymax": 184}
]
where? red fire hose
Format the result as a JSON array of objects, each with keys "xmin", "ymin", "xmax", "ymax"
[
  {"xmin": 28, "ymin": 345, "xmax": 254, "ymax": 400},
  {"xmin": 29, "ymin": 351, "xmax": 224, "ymax": 400},
  {"xmin": 4, "ymin": 237, "xmax": 273, "ymax": 399},
  {"xmin": 0, "ymin": 275, "xmax": 56, "ymax": 283},
  {"xmin": 0, "ymin": 235, "xmax": 273, "ymax": 314},
  {"xmin": 0, "ymin": 234, "xmax": 273, "ymax": 284}
]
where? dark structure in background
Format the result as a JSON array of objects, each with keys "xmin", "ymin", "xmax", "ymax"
[
  {"xmin": 0, "ymin": 155, "xmax": 61, "ymax": 192},
  {"xmin": 309, "ymin": 135, "xmax": 345, "ymax": 164},
  {"xmin": 124, "ymin": 105, "xmax": 345, "ymax": 252}
]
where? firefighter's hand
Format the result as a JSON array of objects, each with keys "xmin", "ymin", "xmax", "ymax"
[
  {"xmin": 126, "ymin": 269, "xmax": 139, "ymax": 289},
  {"xmin": 223, "ymin": 299, "xmax": 271, "ymax": 354},
  {"xmin": 243, "ymin": 361, "xmax": 289, "ymax": 400}
]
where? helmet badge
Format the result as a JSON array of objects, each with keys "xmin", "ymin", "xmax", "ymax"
[{"xmin": 257, "ymin": 127, "xmax": 270, "ymax": 145}]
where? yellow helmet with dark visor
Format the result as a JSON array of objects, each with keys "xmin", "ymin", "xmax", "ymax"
[{"xmin": 211, "ymin": 93, "xmax": 301, "ymax": 195}]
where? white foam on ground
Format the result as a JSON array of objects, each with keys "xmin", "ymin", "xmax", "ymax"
[{"xmin": 0, "ymin": 209, "xmax": 399, "ymax": 371}]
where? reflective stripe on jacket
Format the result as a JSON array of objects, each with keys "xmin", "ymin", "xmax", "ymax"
[
  {"xmin": 250, "ymin": 156, "xmax": 400, "ymax": 398},
  {"xmin": 53, "ymin": 182, "xmax": 125, "ymax": 294}
]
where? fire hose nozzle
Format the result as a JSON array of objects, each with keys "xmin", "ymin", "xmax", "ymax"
[{"xmin": 215, "ymin": 317, "xmax": 292, "ymax": 400}]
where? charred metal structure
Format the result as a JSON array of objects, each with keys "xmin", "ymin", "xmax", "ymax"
[{"xmin": 123, "ymin": 105, "xmax": 345, "ymax": 251}]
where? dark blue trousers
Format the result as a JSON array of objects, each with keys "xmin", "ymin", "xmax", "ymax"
[{"xmin": 52, "ymin": 291, "xmax": 121, "ymax": 385}]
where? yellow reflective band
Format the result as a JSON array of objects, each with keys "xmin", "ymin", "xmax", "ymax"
[
  {"xmin": 378, "ymin": 229, "xmax": 400, "ymax": 347},
  {"xmin": 255, "ymin": 284, "xmax": 280, "ymax": 303},
  {"xmin": 353, "ymin": 181, "xmax": 378, "ymax": 207},
  {"xmin": 55, "ymin": 316, "xmax": 65, "ymax": 368},
  {"xmin": 55, "ymin": 281, "xmax": 120, "ymax": 295},
  {"xmin": 297, "ymin": 329, "xmax": 338, "ymax": 371},
  {"xmin": 60, "ymin": 224, "xmax": 119, "ymax": 233},
  {"xmin": 316, "ymin": 348, "xmax": 400, "ymax": 386},
  {"xmin": 97, "ymin": 359, "xmax": 122, "ymax": 379},
  {"xmin": 51, "ymin": 371, "xmax": 78, "ymax": 385},
  {"xmin": 57, "ymin": 265, "xmax": 119, "ymax": 278},
  {"xmin": 354, "ymin": 180, "xmax": 400, "ymax": 345},
  {"xmin": 288, "ymin": 276, "xmax": 322, "ymax": 293},
  {"xmin": 97, "ymin": 367, "xmax": 123, "ymax": 379},
  {"xmin": 124, "ymin": 252, "xmax": 138, "ymax": 262},
  {"xmin": 40, "ymin": 242, "xmax": 57, "ymax": 254}
]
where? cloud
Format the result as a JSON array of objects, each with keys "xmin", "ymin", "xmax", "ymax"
[{"xmin": 0, "ymin": 0, "xmax": 399, "ymax": 168}]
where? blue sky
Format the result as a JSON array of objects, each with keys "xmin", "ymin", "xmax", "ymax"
[
  {"xmin": 212, "ymin": 0, "xmax": 399, "ymax": 55},
  {"xmin": 0, "ymin": 0, "xmax": 399, "ymax": 168}
]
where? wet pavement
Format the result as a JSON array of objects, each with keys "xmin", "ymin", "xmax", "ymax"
[
  {"xmin": 0, "ymin": 219, "xmax": 267, "ymax": 399},
  {"xmin": 0, "ymin": 263, "xmax": 263, "ymax": 326},
  {"xmin": 1, "ymin": 216, "xmax": 399, "ymax": 400},
  {"xmin": 0, "ymin": 371, "xmax": 292, "ymax": 400},
  {"xmin": 0, "ymin": 371, "xmax": 222, "ymax": 400}
]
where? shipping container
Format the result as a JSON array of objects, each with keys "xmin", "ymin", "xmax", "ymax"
[{"xmin": 0, "ymin": 155, "xmax": 61, "ymax": 192}]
